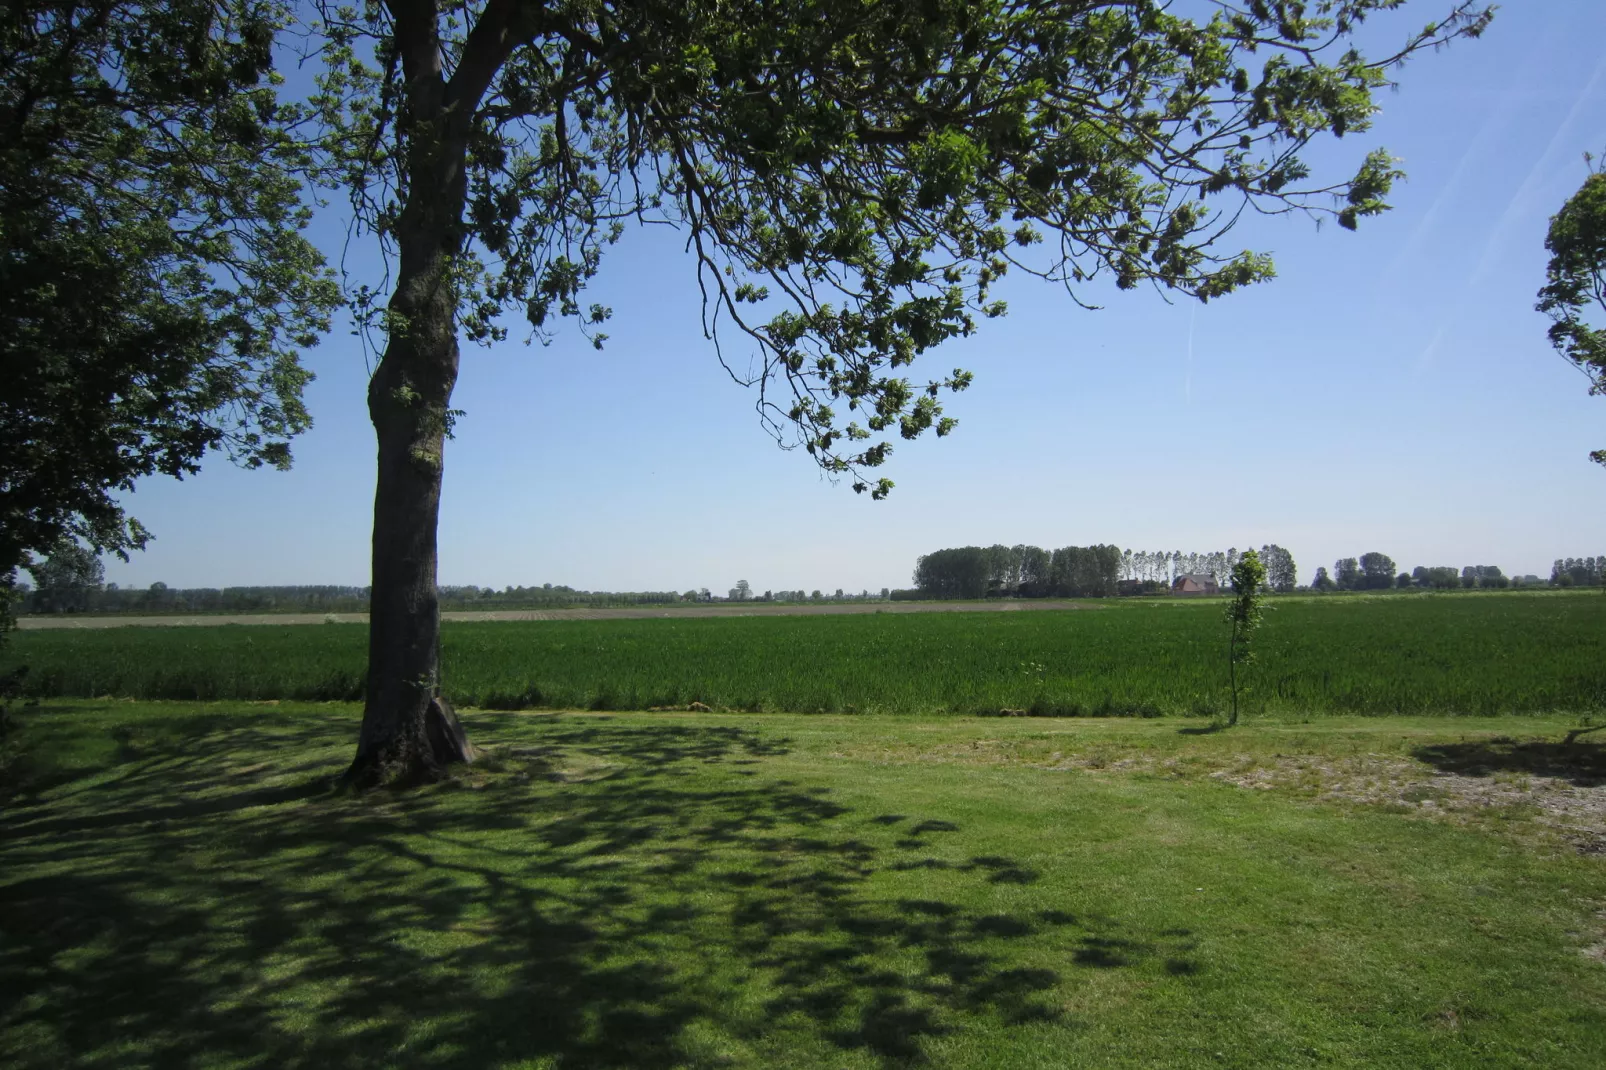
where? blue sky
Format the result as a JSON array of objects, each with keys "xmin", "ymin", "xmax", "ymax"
[{"xmin": 102, "ymin": 2, "xmax": 1606, "ymax": 594}]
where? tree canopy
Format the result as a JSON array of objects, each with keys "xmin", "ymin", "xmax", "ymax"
[
  {"xmin": 1259, "ymin": 544, "xmax": 1298, "ymax": 593},
  {"xmin": 315, "ymin": 0, "xmax": 1491, "ymax": 496},
  {"xmin": 0, "ymin": 0, "xmax": 338, "ymax": 630},
  {"xmin": 1537, "ymin": 156, "xmax": 1606, "ymax": 466}
]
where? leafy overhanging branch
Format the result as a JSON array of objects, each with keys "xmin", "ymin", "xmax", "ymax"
[
  {"xmin": 310, "ymin": 0, "xmax": 1490, "ymax": 496},
  {"xmin": 1, "ymin": 0, "xmax": 339, "ymax": 579},
  {"xmin": 1536, "ymin": 158, "xmax": 1606, "ymax": 467}
]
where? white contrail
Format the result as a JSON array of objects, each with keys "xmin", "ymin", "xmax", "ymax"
[
  {"xmin": 1471, "ymin": 49, "xmax": 1606, "ymax": 286},
  {"xmin": 1414, "ymin": 324, "xmax": 1447, "ymax": 374},
  {"xmin": 1379, "ymin": 28, "xmax": 1551, "ymax": 289}
]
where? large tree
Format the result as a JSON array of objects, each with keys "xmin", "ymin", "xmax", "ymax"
[
  {"xmin": 1358, "ymin": 550, "xmax": 1395, "ymax": 589},
  {"xmin": 0, "ymin": 0, "xmax": 338, "ymax": 638},
  {"xmin": 1537, "ymin": 154, "xmax": 1606, "ymax": 467},
  {"xmin": 1259, "ymin": 543, "xmax": 1297, "ymax": 593},
  {"xmin": 309, "ymin": 0, "xmax": 1491, "ymax": 784},
  {"xmin": 1334, "ymin": 556, "xmax": 1361, "ymax": 590}
]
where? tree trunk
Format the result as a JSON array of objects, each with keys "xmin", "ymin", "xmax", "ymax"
[
  {"xmin": 343, "ymin": 60, "xmax": 478, "ymax": 788},
  {"xmin": 343, "ymin": 311, "xmax": 475, "ymax": 785},
  {"xmin": 1227, "ymin": 631, "xmax": 1238, "ymax": 727}
]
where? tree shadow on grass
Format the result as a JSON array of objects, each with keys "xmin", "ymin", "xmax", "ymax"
[
  {"xmin": 0, "ymin": 708, "xmax": 1198, "ymax": 1068},
  {"xmin": 1411, "ymin": 738, "xmax": 1606, "ymax": 786},
  {"xmin": 1176, "ymin": 723, "xmax": 1226, "ymax": 736}
]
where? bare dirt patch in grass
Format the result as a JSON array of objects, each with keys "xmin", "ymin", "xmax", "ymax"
[
  {"xmin": 845, "ymin": 725, "xmax": 1606, "ymax": 854},
  {"xmin": 1208, "ymin": 749, "xmax": 1606, "ymax": 854}
]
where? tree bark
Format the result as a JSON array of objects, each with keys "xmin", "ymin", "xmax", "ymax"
[
  {"xmin": 1227, "ymin": 631, "xmax": 1238, "ymax": 727},
  {"xmin": 344, "ymin": 298, "xmax": 474, "ymax": 785},
  {"xmin": 345, "ymin": 243, "xmax": 475, "ymax": 784},
  {"xmin": 343, "ymin": 12, "xmax": 480, "ymax": 787}
]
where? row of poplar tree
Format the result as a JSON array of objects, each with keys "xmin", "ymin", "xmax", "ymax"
[
  {"xmin": 1552, "ymin": 558, "xmax": 1606, "ymax": 587},
  {"xmin": 1123, "ymin": 547, "xmax": 1297, "ymax": 592},
  {"xmin": 909, "ymin": 544, "xmax": 1298, "ymax": 600}
]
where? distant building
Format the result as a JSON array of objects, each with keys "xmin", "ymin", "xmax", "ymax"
[{"xmin": 1172, "ymin": 574, "xmax": 1219, "ymax": 596}]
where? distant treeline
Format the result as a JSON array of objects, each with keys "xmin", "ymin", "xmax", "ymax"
[
  {"xmin": 15, "ymin": 551, "xmax": 1601, "ymax": 618},
  {"xmin": 902, "ymin": 544, "xmax": 1297, "ymax": 600},
  {"xmin": 909, "ymin": 544, "xmax": 1122, "ymax": 599},
  {"xmin": 908, "ymin": 544, "xmax": 1601, "ymax": 600},
  {"xmin": 18, "ymin": 582, "xmax": 685, "ymax": 615},
  {"xmin": 20, "ymin": 584, "xmax": 371, "ymax": 615},
  {"xmin": 1121, "ymin": 547, "xmax": 1296, "ymax": 592},
  {"xmin": 1310, "ymin": 555, "xmax": 1593, "ymax": 591},
  {"xmin": 1552, "ymin": 557, "xmax": 1605, "ymax": 587}
]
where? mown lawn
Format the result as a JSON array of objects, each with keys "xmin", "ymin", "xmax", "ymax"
[{"xmin": 2, "ymin": 703, "xmax": 1604, "ymax": 1068}]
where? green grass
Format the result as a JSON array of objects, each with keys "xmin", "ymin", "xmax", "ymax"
[
  {"xmin": 8, "ymin": 590, "xmax": 1606, "ymax": 716},
  {"xmin": 3, "ymin": 702, "xmax": 1605, "ymax": 1068}
]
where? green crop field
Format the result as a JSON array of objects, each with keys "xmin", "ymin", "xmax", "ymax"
[{"xmin": 7, "ymin": 590, "xmax": 1605, "ymax": 717}]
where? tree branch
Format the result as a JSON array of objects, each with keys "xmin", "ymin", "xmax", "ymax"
[{"xmin": 445, "ymin": 0, "xmax": 520, "ymax": 116}]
